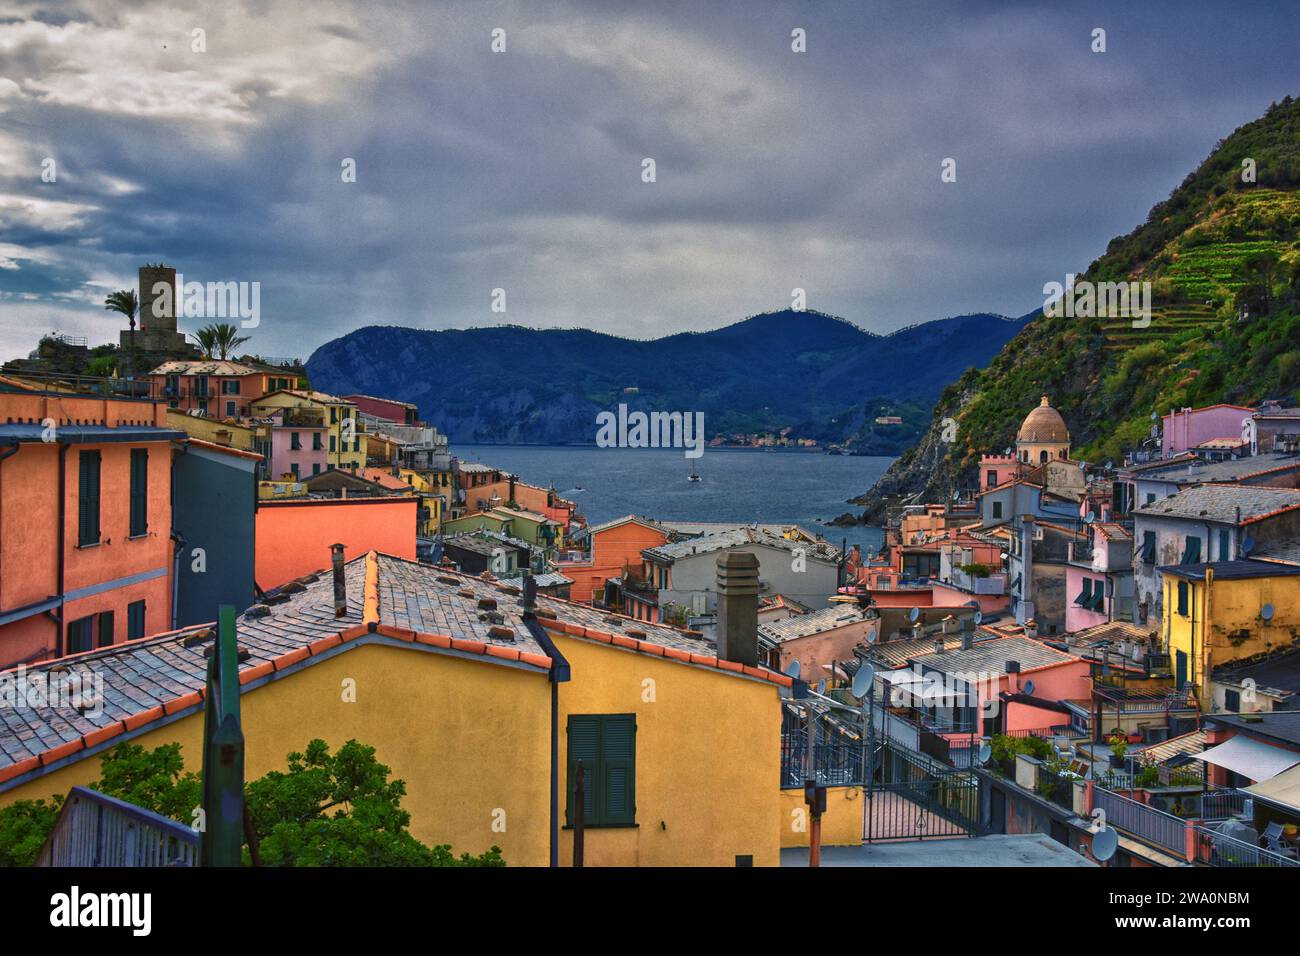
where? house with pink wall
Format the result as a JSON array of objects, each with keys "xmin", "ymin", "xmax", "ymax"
[
  {"xmin": 758, "ymin": 605, "xmax": 876, "ymax": 680},
  {"xmin": 1162, "ymin": 404, "xmax": 1254, "ymax": 458},
  {"xmin": 899, "ymin": 635, "xmax": 1090, "ymax": 739},
  {"xmin": 978, "ymin": 453, "xmax": 1021, "ymax": 491},
  {"xmin": 265, "ymin": 408, "xmax": 328, "ymax": 480},
  {"xmin": 1065, "ymin": 521, "xmax": 1136, "ymax": 632}
]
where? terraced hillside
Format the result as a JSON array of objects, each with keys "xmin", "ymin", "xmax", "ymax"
[{"xmin": 860, "ymin": 95, "xmax": 1300, "ymax": 510}]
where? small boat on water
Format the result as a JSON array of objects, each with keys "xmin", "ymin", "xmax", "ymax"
[{"xmin": 688, "ymin": 463, "xmax": 701, "ymax": 482}]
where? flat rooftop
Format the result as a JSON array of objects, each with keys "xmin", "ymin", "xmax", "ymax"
[{"xmin": 780, "ymin": 834, "xmax": 1096, "ymax": 867}]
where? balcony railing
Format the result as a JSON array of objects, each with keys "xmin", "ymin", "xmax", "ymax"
[
  {"xmin": 36, "ymin": 786, "xmax": 198, "ymax": 867},
  {"xmin": 1193, "ymin": 824, "xmax": 1300, "ymax": 868},
  {"xmin": 1094, "ymin": 787, "xmax": 1187, "ymax": 857}
]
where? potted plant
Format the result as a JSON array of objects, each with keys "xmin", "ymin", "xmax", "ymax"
[{"xmin": 1108, "ymin": 731, "xmax": 1128, "ymax": 769}]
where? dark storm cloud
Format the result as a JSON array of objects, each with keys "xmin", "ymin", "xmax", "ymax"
[{"xmin": 0, "ymin": 0, "xmax": 1295, "ymax": 359}]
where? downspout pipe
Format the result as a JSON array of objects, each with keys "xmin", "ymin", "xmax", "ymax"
[
  {"xmin": 522, "ymin": 577, "xmax": 570, "ymax": 868},
  {"xmin": 57, "ymin": 443, "xmax": 68, "ymax": 657}
]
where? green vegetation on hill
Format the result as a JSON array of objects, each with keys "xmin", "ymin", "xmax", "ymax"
[{"xmin": 880, "ymin": 95, "xmax": 1300, "ymax": 498}]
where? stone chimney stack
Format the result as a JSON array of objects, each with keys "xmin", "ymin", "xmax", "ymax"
[
  {"xmin": 715, "ymin": 551, "xmax": 760, "ymax": 667},
  {"xmin": 331, "ymin": 543, "xmax": 347, "ymax": 617}
]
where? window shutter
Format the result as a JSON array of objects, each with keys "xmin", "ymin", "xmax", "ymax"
[
  {"xmin": 567, "ymin": 716, "xmax": 599, "ymax": 825},
  {"xmin": 600, "ymin": 715, "xmax": 636, "ymax": 825},
  {"xmin": 78, "ymin": 451, "xmax": 100, "ymax": 546},
  {"xmin": 130, "ymin": 448, "xmax": 148, "ymax": 535}
]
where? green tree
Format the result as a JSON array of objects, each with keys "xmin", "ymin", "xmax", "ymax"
[{"xmin": 194, "ymin": 322, "xmax": 251, "ymax": 360}]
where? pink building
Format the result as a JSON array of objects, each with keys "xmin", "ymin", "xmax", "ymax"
[
  {"xmin": 1162, "ymin": 404, "xmax": 1254, "ymax": 458},
  {"xmin": 978, "ymin": 453, "xmax": 1021, "ymax": 491},
  {"xmin": 265, "ymin": 407, "xmax": 328, "ymax": 480},
  {"xmin": 343, "ymin": 394, "xmax": 419, "ymax": 425}
]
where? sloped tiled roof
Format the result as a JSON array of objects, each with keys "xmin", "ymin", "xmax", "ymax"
[
  {"xmin": 1134, "ymin": 729, "xmax": 1207, "ymax": 766},
  {"xmin": 0, "ymin": 552, "xmax": 789, "ymax": 788},
  {"xmin": 758, "ymin": 606, "xmax": 871, "ymax": 644},
  {"xmin": 150, "ymin": 360, "xmax": 262, "ymax": 376},
  {"xmin": 911, "ymin": 635, "xmax": 1081, "ymax": 675},
  {"xmin": 645, "ymin": 526, "xmax": 840, "ymax": 563},
  {"xmin": 1134, "ymin": 483, "xmax": 1300, "ymax": 525}
]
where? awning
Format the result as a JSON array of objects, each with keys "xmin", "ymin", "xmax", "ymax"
[
  {"xmin": 1246, "ymin": 763, "xmax": 1300, "ymax": 814},
  {"xmin": 1192, "ymin": 735, "xmax": 1300, "ymax": 782}
]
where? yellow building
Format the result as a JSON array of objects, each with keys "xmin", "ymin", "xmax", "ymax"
[
  {"xmin": 167, "ymin": 407, "xmax": 271, "ymax": 461},
  {"xmin": 397, "ymin": 468, "xmax": 447, "ymax": 536},
  {"xmin": 1160, "ymin": 560, "xmax": 1300, "ymax": 709},
  {"xmin": 0, "ymin": 552, "xmax": 787, "ymax": 866},
  {"xmin": 251, "ymin": 389, "xmax": 367, "ymax": 471}
]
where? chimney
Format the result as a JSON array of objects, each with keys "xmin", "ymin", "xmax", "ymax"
[
  {"xmin": 1005, "ymin": 659, "xmax": 1020, "ymax": 693},
  {"xmin": 960, "ymin": 615, "xmax": 975, "ymax": 650},
  {"xmin": 715, "ymin": 551, "xmax": 760, "ymax": 667},
  {"xmin": 331, "ymin": 543, "xmax": 347, "ymax": 617},
  {"xmin": 934, "ymin": 639, "xmax": 945, "ymax": 655}
]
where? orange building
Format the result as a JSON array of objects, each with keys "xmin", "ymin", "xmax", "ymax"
[
  {"xmin": 556, "ymin": 515, "xmax": 670, "ymax": 604},
  {"xmin": 254, "ymin": 496, "xmax": 418, "ymax": 591},
  {"xmin": 462, "ymin": 469, "xmax": 577, "ymax": 529},
  {"xmin": 0, "ymin": 380, "xmax": 182, "ymax": 668}
]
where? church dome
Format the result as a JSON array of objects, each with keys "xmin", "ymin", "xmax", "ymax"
[{"xmin": 1017, "ymin": 394, "xmax": 1069, "ymax": 444}]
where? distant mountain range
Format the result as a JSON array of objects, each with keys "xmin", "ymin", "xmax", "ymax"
[{"xmin": 306, "ymin": 310, "xmax": 1031, "ymax": 449}]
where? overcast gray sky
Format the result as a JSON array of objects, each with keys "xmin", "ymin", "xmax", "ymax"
[{"xmin": 0, "ymin": 0, "xmax": 1296, "ymax": 361}]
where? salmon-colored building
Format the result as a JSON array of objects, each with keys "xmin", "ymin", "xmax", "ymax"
[
  {"xmin": 0, "ymin": 382, "xmax": 182, "ymax": 668},
  {"xmin": 556, "ymin": 515, "xmax": 670, "ymax": 604},
  {"xmin": 254, "ymin": 496, "xmax": 418, "ymax": 591},
  {"xmin": 151, "ymin": 360, "xmax": 297, "ymax": 419}
]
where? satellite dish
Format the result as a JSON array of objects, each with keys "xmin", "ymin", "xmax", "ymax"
[
  {"xmin": 785, "ymin": 660, "xmax": 801, "ymax": 680},
  {"xmin": 908, "ymin": 607, "xmax": 921, "ymax": 623},
  {"xmin": 1261, "ymin": 603, "xmax": 1275, "ymax": 622},
  {"xmin": 1091, "ymin": 827, "xmax": 1118, "ymax": 862},
  {"xmin": 1023, "ymin": 679, "xmax": 1036, "ymax": 695},
  {"xmin": 1085, "ymin": 510, "xmax": 1096, "ymax": 523},
  {"xmin": 977, "ymin": 743, "xmax": 992, "ymax": 765},
  {"xmin": 851, "ymin": 663, "xmax": 875, "ymax": 700},
  {"xmin": 974, "ymin": 610, "xmax": 984, "ymax": 625},
  {"xmin": 816, "ymin": 679, "xmax": 826, "ymax": 695},
  {"xmin": 965, "ymin": 600, "xmax": 980, "ymax": 608}
]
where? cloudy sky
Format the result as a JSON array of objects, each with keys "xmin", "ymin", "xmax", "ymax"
[{"xmin": 0, "ymin": 0, "xmax": 1296, "ymax": 361}]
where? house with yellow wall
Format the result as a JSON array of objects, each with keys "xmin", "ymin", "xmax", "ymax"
[
  {"xmin": 396, "ymin": 467, "xmax": 446, "ymax": 536},
  {"xmin": 251, "ymin": 389, "xmax": 366, "ymax": 471},
  {"xmin": 1159, "ymin": 559, "xmax": 1300, "ymax": 709},
  {"xmin": 0, "ymin": 551, "xmax": 787, "ymax": 866}
]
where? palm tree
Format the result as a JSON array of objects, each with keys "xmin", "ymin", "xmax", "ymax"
[
  {"xmin": 104, "ymin": 289, "xmax": 138, "ymax": 379},
  {"xmin": 194, "ymin": 322, "xmax": 250, "ymax": 360}
]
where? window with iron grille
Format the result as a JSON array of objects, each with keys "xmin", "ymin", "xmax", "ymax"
[
  {"xmin": 566, "ymin": 713, "xmax": 636, "ymax": 827},
  {"xmin": 78, "ymin": 450, "xmax": 101, "ymax": 546},
  {"xmin": 129, "ymin": 448, "xmax": 148, "ymax": 536}
]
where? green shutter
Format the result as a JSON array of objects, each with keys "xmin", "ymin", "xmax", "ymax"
[
  {"xmin": 600, "ymin": 715, "xmax": 636, "ymax": 825},
  {"xmin": 567, "ymin": 716, "xmax": 600, "ymax": 826},
  {"xmin": 78, "ymin": 451, "xmax": 100, "ymax": 546},
  {"xmin": 130, "ymin": 448, "xmax": 148, "ymax": 536},
  {"xmin": 1181, "ymin": 536, "xmax": 1201, "ymax": 565}
]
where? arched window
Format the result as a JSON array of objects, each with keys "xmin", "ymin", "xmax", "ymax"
[{"xmin": 1039, "ymin": 450, "xmax": 1048, "ymax": 464}]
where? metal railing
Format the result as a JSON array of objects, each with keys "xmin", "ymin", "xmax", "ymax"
[
  {"xmin": 37, "ymin": 787, "xmax": 198, "ymax": 867},
  {"xmin": 1193, "ymin": 825, "xmax": 1300, "ymax": 868},
  {"xmin": 1200, "ymin": 790, "xmax": 1251, "ymax": 822},
  {"xmin": 1094, "ymin": 787, "xmax": 1187, "ymax": 857}
]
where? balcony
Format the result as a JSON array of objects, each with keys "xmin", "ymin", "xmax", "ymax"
[{"xmin": 36, "ymin": 786, "xmax": 198, "ymax": 867}]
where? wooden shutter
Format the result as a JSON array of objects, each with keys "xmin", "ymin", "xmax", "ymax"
[
  {"xmin": 78, "ymin": 451, "xmax": 100, "ymax": 546},
  {"xmin": 566, "ymin": 715, "xmax": 599, "ymax": 825},
  {"xmin": 130, "ymin": 448, "xmax": 148, "ymax": 535},
  {"xmin": 600, "ymin": 715, "xmax": 636, "ymax": 825}
]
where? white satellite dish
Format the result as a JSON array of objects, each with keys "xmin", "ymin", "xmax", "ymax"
[
  {"xmin": 851, "ymin": 663, "xmax": 875, "ymax": 700},
  {"xmin": 1242, "ymin": 535, "xmax": 1256, "ymax": 555},
  {"xmin": 816, "ymin": 679, "xmax": 826, "ymax": 695},
  {"xmin": 974, "ymin": 610, "xmax": 984, "ymax": 625},
  {"xmin": 1092, "ymin": 827, "xmax": 1118, "ymax": 862},
  {"xmin": 908, "ymin": 607, "xmax": 921, "ymax": 623},
  {"xmin": 785, "ymin": 660, "xmax": 801, "ymax": 680},
  {"xmin": 977, "ymin": 742, "xmax": 992, "ymax": 765}
]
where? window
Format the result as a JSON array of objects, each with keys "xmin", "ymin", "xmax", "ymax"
[
  {"xmin": 1146, "ymin": 493, "xmax": 1156, "ymax": 505},
  {"xmin": 992, "ymin": 501, "xmax": 1003, "ymax": 520},
  {"xmin": 78, "ymin": 450, "xmax": 101, "ymax": 546},
  {"xmin": 67, "ymin": 615, "xmax": 94, "ymax": 654},
  {"xmin": 97, "ymin": 610, "xmax": 114, "ymax": 648},
  {"xmin": 194, "ymin": 375, "xmax": 209, "ymax": 398},
  {"xmin": 1224, "ymin": 688, "xmax": 1241, "ymax": 712},
  {"xmin": 198, "ymin": 399, "xmax": 209, "ymax": 416},
  {"xmin": 566, "ymin": 714, "xmax": 636, "ymax": 827},
  {"xmin": 330, "ymin": 435, "xmax": 337, "ymax": 453},
  {"xmin": 221, "ymin": 379, "xmax": 241, "ymax": 395},
  {"xmin": 291, "ymin": 463, "xmax": 300, "ymax": 479},
  {"xmin": 1181, "ymin": 535, "xmax": 1201, "ymax": 565},
  {"xmin": 1176, "ymin": 580, "xmax": 1189, "ymax": 616},
  {"xmin": 330, "ymin": 407, "xmax": 338, "ymax": 425},
  {"xmin": 129, "ymin": 448, "xmax": 148, "ymax": 536},
  {"xmin": 1075, "ymin": 578, "xmax": 1092, "ymax": 607},
  {"xmin": 312, "ymin": 432, "xmax": 323, "ymax": 450},
  {"xmin": 986, "ymin": 469, "xmax": 997, "ymax": 488},
  {"xmin": 1140, "ymin": 530, "xmax": 1156, "ymax": 564},
  {"xmin": 312, "ymin": 463, "xmax": 321, "ymax": 476},
  {"xmin": 1218, "ymin": 528, "xmax": 1230, "ymax": 561},
  {"xmin": 290, "ymin": 431, "xmax": 302, "ymax": 450},
  {"xmin": 127, "ymin": 600, "xmax": 146, "ymax": 640},
  {"xmin": 225, "ymin": 400, "xmax": 236, "ymax": 417}
]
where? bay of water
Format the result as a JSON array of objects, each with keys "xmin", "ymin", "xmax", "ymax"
[{"xmin": 452, "ymin": 444, "xmax": 890, "ymax": 553}]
